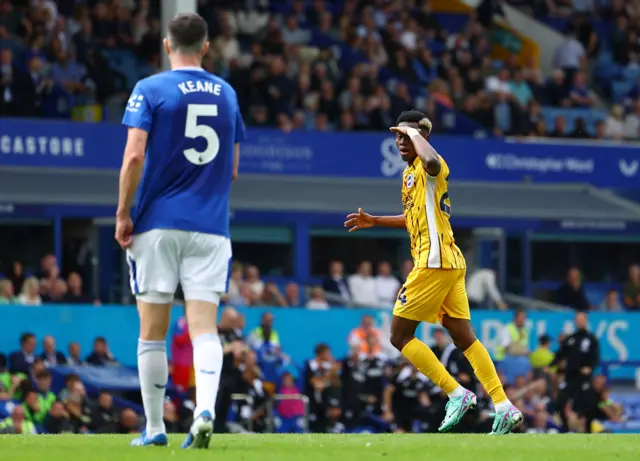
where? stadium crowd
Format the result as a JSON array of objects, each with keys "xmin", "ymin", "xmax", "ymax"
[
  {"xmin": 2, "ymin": 253, "xmax": 639, "ymax": 311},
  {"xmin": 0, "ymin": 309, "xmax": 626, "ymax": 435},
  {"xmin": 1, "ymin": 0, "xmax": 639, "ymax": 138}
]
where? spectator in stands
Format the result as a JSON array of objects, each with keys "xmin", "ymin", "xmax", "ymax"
[
  {"xmin": 0, "ymin": 279, "xmax": 17, "ymax": 304},
  {"xmin": 245, "ymin": 265, "xmax": 265, "ymax": 303},
  {"xmin": 599, "ymin": 289, "xmax": 623, "ymax": 312},
  {"xmin": 224, "ymin": 263, "xmax": 246, "ymax": 306},
  {"xmin": 249, "ymin": 312, "xmax": 280, "ymax": 350},
  {"xmin": 530, "ymin": 335, "xmax": 555, "ymax": 371},
  {"xmin": 623, "ymin": 264, "xmax": 640, "ymax": 311},
  {"xmin": 42, "ymin": 278, "xmax": 67, "ymax": 303},
  {"xmin": 40, "ymin": 335, "xmax": 66, "ymax": 367},
  {"xmin": 66, "ymin": 342, "xmax": 84, "ymax": 366},
  {"xmin": 0, "ymin": 47, "xmax": 37, "ymax": 117},
  {"xmin": 496, "ymin": 309, "xmax": 529, "ymax": 363},
  {"xmin": 604, "ymin": 105, "xmax": 626, "ymax": 140},
  {"xmin": 348, "ymin": 314, "xmax": 382, "ymax": 355},
  {"xmin": 568, "ymin": 71, "xmax": 595, "ymax": 108},
  {"xmin": 89, "ymin": 391, "xmax": 118, "ymax": 433},
  {"xmin": 261, "ymin": 283, "xmax": 288, "ymax": 307},
  {"xmin": 374, "ymin": 261, "xmax": 401, "ymax": 308},
  {"xmin": 589, "ymin": 375, "xmax": 624, "ymax": 424},
  {"xmin": 85, "ymin": 337, "xmax": 119, "ymax": 367},
  {"xmin": 9, "ymin": 333, "xmax": 37, "ymax": 375},
  {"xmin": 38, "ymin": 254, "xmax": 58, "ymax": 280},
  {"xmin": 306, "ymin": 286, "xmax": 329, "ymax": 310},
  {"xmin": 23, "ymin": 388, "xmax": 48, "ymax": 425},
  {"xmin": 348, "ymin": 261, "xmax": 379, "ymax": 307},
  {"xmin": 431, "ymin": 327, "xmax": 475, "ymax": 391},
  {"xmin": 116, "ymin": 408, "xmax": 139, "ymax": 434},
  {"xmin": 18, "ymin": 277, "xmax": 42, "ymax": 306},
  {"xmin": 163, "ymin": 399, "xmax": 184, "ymax": 433},
  {"xmin": 383, "ymin": 363, "xmax": 432, "ymax": 433},
  {"xmin": 322, "ymin": 260, "xmax": 351, "ymax": 305},
  {"xmin": 466, "ymin": 267, "xmax": 507, "ymax": 310},
  {"xmin": 624, "ymin": 100, "xmax": 640, "ymax": 140},
  {"xmin": 555, "ymin": 267, "xmax": 591, "ymax": 311},
  {"xmin": 0, "ymin": 405, "xmax": 36, "ymax": 434},
  {"xmin": 509, "ymin": 69, "xmax": 533, "ymax": 108},
  {"xmin": 546, "ymin": 69, "xmax": 568, "ymax": 107},
  {"xmin": 43, "ymin": 401, "xmax": 73, "ymax": 434},
  {"xmin": 65, "ymin": 379, "xmax": 91, "ymax": 433},
  {"xmin": 34, "ymin": 370, "xmax": 56, "ymax": 418},
  {"xmin": 304, "ymin": 343, "xmax": 338, "ymax": 433},
  {"xmin": 554, "ymin": 26, "xmax": 586, "ymax": 84},
  {"xmin": 8, "ymin": 261, "xmax": 25, "ymax": 295},
  {"xmin": 64, "ymin": 272, "xmax": 93, "ymax": 304},
  {"xmin": 284, "ymin": 282, "xmax": 300, "ymax": 306}
]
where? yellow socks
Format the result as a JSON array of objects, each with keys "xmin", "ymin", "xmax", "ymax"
[
  {"xmin": 463, "ymin": 339, "xmax": 507, "ymax": 405},
  {"xmin": 401, "ymin": 337, "xmax": 460, "ymax": 395}
]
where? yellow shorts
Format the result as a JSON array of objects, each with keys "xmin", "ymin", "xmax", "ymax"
[{"xmin": 393, "ymin": 268, "xmax": 470, "ymax": 324}]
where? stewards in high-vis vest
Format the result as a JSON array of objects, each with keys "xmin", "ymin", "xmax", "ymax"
[
  {"xmin": 0, "ymin": 406, "xmax": 37, "ymax": 434},
  {"xmin": 495, "ymin": 309, "xmax": 529, "ymax": 361}
]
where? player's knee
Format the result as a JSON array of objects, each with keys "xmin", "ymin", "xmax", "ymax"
[
  {"xmin": 390, "ymin": 329, "xmax": 412, "ymax": 351},
  {"xmin": 442, "ymin": 316, "xmax": 476, "ymax": 350}
]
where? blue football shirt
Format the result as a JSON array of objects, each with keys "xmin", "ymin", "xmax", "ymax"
[{"xmin": 122, "ymin": 67, "xmax": 246, "ymax": 237}]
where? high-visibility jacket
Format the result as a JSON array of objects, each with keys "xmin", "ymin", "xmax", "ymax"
[{"xmin": 495, "ymin": 323, "xmax": 528, "ymax": 361}]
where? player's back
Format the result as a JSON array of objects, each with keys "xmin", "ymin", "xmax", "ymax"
[{"xmin": 123, "ymin": 68, "xmax": 245, "ymax": 237}]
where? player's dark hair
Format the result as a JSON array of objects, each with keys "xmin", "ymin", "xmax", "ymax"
[
  {"xmin": 315, "ymin": 343, "xmax": 330, "ymax": 356},
  {"xmin": 168, "ymin": 13, "xmax": 208, "ymax": 54},
  {"xmin": 396, "ymin": 110, "xmax": 427, "ymax": 125},
  {"xmin": 395, "ymin": 110, "xmax": 433, "ymax": 134}
]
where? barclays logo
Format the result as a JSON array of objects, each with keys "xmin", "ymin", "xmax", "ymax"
[{"xmin": 619, "ymin": 159, "xmax": 639, "ymax": 178}]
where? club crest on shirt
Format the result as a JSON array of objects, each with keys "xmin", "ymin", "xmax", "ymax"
[{"xmin": 406, "ymin": 173, "xmax": 414, "ymax": 189}]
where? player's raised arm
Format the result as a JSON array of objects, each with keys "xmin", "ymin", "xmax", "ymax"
[
  {"xmin": 344, "ymin": 208, "xmax": 406, "ymax": 232},
  {"xmin": 389, "ymin": 122, "xmax": 441, "ymax": 176}
]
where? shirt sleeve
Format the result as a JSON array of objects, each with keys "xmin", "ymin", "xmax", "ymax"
[
  {"xmin": 235, "ymin": 106, "xmax": 247, "ymax": 143},
  {"xmin": 122, "ymin": 81, "xmax": 153, "ymax": 132}
]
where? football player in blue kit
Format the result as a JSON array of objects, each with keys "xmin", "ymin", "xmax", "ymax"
[{"xmin": 116, "ymin": 12, "xmax": 246, "ymax": 449}]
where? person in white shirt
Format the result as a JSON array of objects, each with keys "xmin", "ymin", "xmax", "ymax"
[
  {"xmin": 466, "ymin": 268, "xmax": 507, "ymax": 310},
  {"xmin": 244, "ymin": 265, "xmax": 264, "ymax": 302},
  {"xmin": 553, "ymin": 28, "xmax": 586, "ymax": 75},
  {"xmin": 306, "ymin": 286, "xmax": 329, "ymax": 310},
  {"xmin": 348, "ymin": 261, "xmax": 379, "ymax": 307},
  {"xmin": 374, "ymin": 261, "xmax": 401, "ymax": 308},
  {"xmin": 485, "ymin": 68, "xmax": 512, "ymax": 96},
  {"xmin": 604, "ymin": 105, "xmax": 625, "ymax": 140},
  {"xmin": 18, "ymin": 277, "xmax": 42, "ymax": 306},
  {"xmin": 623, "ymin": 100, "xmax": 640, "ymax": 140}
]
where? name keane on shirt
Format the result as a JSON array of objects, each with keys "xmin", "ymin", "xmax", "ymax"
[
  {"xmin": 0, "ymin": 134, "xmax": 84, "ymax": 158},
  {"xmin": 178, "ymin": 80, "xmax": 223, "ymax": 96}
]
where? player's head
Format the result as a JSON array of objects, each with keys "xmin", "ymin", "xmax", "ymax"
[
  {"xmin": 164, "ymin": 13, "xmax": 209, "ymax": 59},
  {"xmin": 394, "ymin": 110, "xmax": 432, "ymax": 162}
]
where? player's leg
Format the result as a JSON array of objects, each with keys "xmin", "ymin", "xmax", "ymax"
[
  {"xmin": 126, "ymin": 230, "xmax": 180, "ymax": 447},
  {"xmin": 440, "ymin": 269, "xmax": 522, "ymax": 434},
  {"xmin": 390, "ymin": 268, "xmax": 475, "ymax": 432},
  {"xmin": 179, "ymin": 233, "xmax": 230, "ymax": 449},
  {"xmin": 390, "ymin": 315, "xmax": 461, "ymax": 395}
]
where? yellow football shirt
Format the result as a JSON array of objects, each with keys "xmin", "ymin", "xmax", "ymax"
[{"xmin": 401, "ymin": 155, "xmax": 466, "ymax": 269}]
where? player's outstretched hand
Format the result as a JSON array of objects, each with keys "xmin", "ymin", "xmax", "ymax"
[
  {"xmin": 389, "ymin": 126, "xmax": 410, "ymax": 136},
  {"xmin": 115, "ymin": 215, "xmax": 134, "ymax": 249},
  {"xmin": 344, "ymin": 208, "xmax": 375, "ymax": 232}
]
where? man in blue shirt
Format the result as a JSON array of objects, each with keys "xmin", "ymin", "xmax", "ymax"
[{"xmin": 116, "ymin": 12, "xmax": 246, "ymax": 450}]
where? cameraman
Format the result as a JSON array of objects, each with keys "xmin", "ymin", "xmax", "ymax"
[{"xmin": 551, "ymin": 311, "xmax": 599, "ymax": 432}]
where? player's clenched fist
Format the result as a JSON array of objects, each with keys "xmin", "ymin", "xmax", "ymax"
[
  {"xmin": 344, "ymin": 208, "xmax": 375, "ymax": 233},
  {"xmin": 115, "ymin": 214, "xmax": 134, "ymax": 249}
]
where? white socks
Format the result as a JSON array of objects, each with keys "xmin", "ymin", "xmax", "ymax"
[
  {"xmin": 448, "ymin": 385, "xmax": 466, "ymax": 399},
  {"xmin": 494, "ymin": 399, "xmax": 514, "ymax": 413},
  {"xmin": 192, "ymin": 333, "xmax": 223, "ymax": 419},
  {"xmin": 137, "ymin": 339, "xmax": 168, "ymax": 436}
]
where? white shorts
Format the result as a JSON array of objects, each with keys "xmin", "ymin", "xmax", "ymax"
[{"xmin": 126, "ymin": 229, "xmax": 232, "ymax": 304}]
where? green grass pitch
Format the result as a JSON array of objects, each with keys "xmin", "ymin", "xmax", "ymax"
[{"xmin": 1, "ymin": 434, "xmax": 638, "ymax": 461}]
